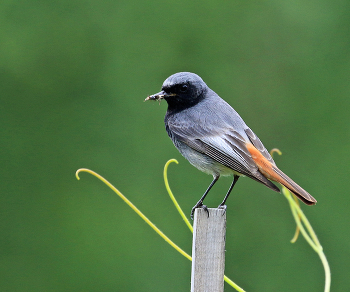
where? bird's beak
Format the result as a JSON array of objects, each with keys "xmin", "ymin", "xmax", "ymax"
[{"xmin": 145, "ymin": 91, "xmax": 175, "ymax": 101}]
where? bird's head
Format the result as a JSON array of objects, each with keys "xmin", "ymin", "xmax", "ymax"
[{"xmin": 145, "ymin": 72, "xmax": 208, "ymax": 110}]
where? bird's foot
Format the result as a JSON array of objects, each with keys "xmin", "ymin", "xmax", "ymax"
[
  {"xmin": 191, "ymin": 203, "xmax": 209, "ymax": 220},
  {"xmin": 217, "ymin": 204, "xmax": 227, "ymax": 216}
]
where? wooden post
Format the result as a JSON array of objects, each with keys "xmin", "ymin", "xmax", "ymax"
[{"xmin": 191, "ymin": 208, "xmax": 226, "ymax": 292}]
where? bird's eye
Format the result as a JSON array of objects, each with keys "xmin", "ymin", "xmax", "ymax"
[{"xmin": 179, "ymin": 84, "xmax": 188, "ymax": 92}]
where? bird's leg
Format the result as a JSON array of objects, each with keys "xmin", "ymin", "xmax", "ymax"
[
  {"xmin": 191, "ymin": 175, "xmax": 219, "ymax": 220},
  {"xmin": 218, "ymin": 175, "xmax": 240, "ymax": 212}
]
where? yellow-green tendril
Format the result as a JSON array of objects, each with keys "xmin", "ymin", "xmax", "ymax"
[
  {"xmin": 290, "ymin": 195, "xmax": 301, "ymax": 243},
  {"xmin": 163, "ymin": 159, "xmax": 193, "ymax": 233},
  {"xmin": 282, "ymin": 187, "xmax": 330, "ymax": 292},
  {"xmin": 269, "ymin": 149, "xmax": 330, "ymax": 292},
  {"xmin": 163, "ymin": 160, "xmax": 246, "ymax": 292},
  {"xmin": 76, "ymin": 167, "xmax": 245, "ymax": 291},
  {"xmin": 270, "ymin": 148, "xmax": 282, "ymax": 156},
  {"xmin": 224, "ymin": 275, "xmax": 246, "ymax": 292},
  {"xmin": 75, "ymin": 168, "xmax": 191, "ymax": 261}
]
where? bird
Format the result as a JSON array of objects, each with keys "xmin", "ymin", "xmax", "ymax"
[{"xmin": 145, "ymin": 72, "xmax": 316, "ymax": 218}]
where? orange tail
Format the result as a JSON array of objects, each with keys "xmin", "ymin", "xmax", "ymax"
[
  {"xmin": 246, "ymin": 143, "xmax": 317, "ymax": 205},
  {"xmin": 270, "ymin": 166, "xmax": 317, "ymax": 205}
]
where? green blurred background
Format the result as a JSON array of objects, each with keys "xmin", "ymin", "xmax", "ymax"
[{"xmin": 1, "ymin": 0, "xmax": 349, "ymax": 291}]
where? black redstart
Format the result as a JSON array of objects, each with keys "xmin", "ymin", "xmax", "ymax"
[{"xmin": 145, "ymin": 72, "xmax": 316, "ymax": 218}]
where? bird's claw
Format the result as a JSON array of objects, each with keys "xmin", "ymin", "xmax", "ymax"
[
  {"xmin": 191, "ymin": 203, "xmax": 209, "ymax": 220},
  {"xmin": 217, "ymin": 204, "xmax": 227, "ymax": 216}
]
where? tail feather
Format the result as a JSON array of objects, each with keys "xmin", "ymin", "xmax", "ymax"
[
  {"xmin": 272, "ymin": 166, "xmax": 317, "ymax": 205},
  {"xmin": 245, "ymin": 142, "xmax": 316, "ymax": 205}
]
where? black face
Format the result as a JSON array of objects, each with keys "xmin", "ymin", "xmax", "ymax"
[
  {"xmin": 161, "ymin": 72, "xmax": 208, "ymax": 111},
  {"xmin": 163, "ymin": 82, "xmax": 189, "ymax": 95}
]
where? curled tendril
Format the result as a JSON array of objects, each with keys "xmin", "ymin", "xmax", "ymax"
[
  {"xmin": 163, "ymin": 159, "xmax": 193, "ymax": 232},
  {"xmin": 269, "ymin": 149, "xmax": 330, "ymax": 292},
  {"xmin": 270, "ymin": 148, "xmax": 282, "ymax": 156},
  {"xmin": 163, "ymin": 160, "xmax": 246, "ymax": 292},
  {"xmin": 75, "ymin": 165, "xmax": 246, "ymax": 292},
  {"xmin": 75, "ymin": 155, "xmax": 329, "ymax": 292}
]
